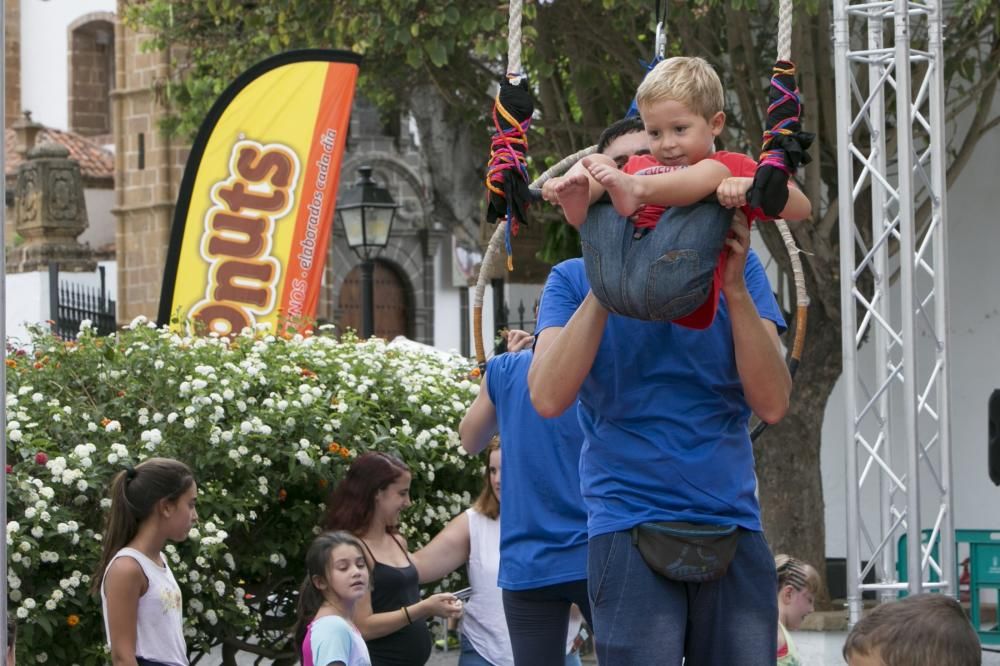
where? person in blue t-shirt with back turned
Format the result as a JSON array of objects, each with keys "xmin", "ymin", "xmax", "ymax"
[
  {"xmin": 460, "ymin": 330, "xmax": 591, "ymax": 666},
  {"xmin": 528, "ymin": 203, "xmax": 791, "ymax": 664}
]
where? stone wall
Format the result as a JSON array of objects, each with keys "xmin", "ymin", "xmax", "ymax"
[
  {"xmin": 5, "ymin": 0, "xmax": 20, "ymax": 127},
  {"xmin": 321, "ymin": 99, "xmax": 445, "ymax": 345},
  {"xmin": 112, "ymin": 2, "xmax": 187, "ymax": 324},
  {"xmin": 68, "ymin": 14, "xmax": 115, "ymax": 139}
]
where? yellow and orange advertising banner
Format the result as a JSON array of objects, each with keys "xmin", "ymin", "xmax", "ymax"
[{"xmin": 158, "ymin": 50, "xmax": 362, "ymax": 334}]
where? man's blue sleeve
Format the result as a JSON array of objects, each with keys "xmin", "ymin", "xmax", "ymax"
[
  {"xmin": 744, "ymin": 250, "xmax": 787, "ymax": 334},
  {"xmin": 536, "ymin": 259, "xmax": 587, "ymax": 334}
]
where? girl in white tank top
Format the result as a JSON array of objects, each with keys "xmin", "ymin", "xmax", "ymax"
[{"xmin": 92, "ymin": 458, "xmax": 198, "ymax": 666}]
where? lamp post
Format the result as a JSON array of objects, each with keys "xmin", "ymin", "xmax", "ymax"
[{"xmin": 337, "ymin": 166, "xmax": 398, "ymax": 339}]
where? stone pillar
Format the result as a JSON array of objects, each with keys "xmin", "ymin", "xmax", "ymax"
[
  {"xmin": 5, "ymin": 0, "xmax": 20, "ymax": 128},
  {"xmin": 11, "ymin": 111, "xmax": 43, "ymax": 160},
  {"xmin": 7, "ymin": 143, "xmax": 96, "ymax": 273}
]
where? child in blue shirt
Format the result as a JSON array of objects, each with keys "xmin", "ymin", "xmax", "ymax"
[{"xmin": 295, "ymin": 531, "xmax": 373, "ymax": 666}]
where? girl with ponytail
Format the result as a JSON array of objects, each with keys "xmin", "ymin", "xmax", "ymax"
[{"xmin": 92, "ymin": 457, "xmax": 197, "ymax": 666}]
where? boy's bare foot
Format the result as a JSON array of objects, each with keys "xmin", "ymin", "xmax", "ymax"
[
  {"xmin": 552, "ymin": 173, "xmax": 592, "ymax": 229},
  {"xmin": 583, "ymin": 157, "xmax": 642, "ymax": 217}
]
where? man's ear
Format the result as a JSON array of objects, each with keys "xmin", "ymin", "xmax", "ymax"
[{"xmin": 710, "ymin": 111, "xmax": 726, "ymax": 136}]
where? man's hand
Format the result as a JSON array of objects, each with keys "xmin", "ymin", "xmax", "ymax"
[
  {"xmin": 504, "ymin": 329, "xmax": 535, "ymax": 352},
  {"xmin": 721, "ymin": 212, "xmax": 752, "ymax": 301}
]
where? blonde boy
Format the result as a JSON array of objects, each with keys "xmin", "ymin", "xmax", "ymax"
[{"xmin": 546, "ymin": 56, "xmax": 810, "ymax": 328}]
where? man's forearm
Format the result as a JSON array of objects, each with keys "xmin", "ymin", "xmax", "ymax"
[
  {"xmin": 528, "ymin": 292, "xmax": 608, "ymax": 417},
  {"xmin": 728, "ymin": 288, "xmax": 791, "ymax": 423}
]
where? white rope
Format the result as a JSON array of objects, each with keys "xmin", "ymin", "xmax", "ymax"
[
  {"xmin": 508, "ymin": 0, "xmax": 523, "ymax": 82},
  {"xmin": 777, "ymin": 0, "xmax": 793, "ymax": 62},
  {"xmin": 474, "ymin": 221, "xmax": 507, "ymax": 310},
  {"xmin": 775, "ymin": 219, "xmax": 810, "ymax": 308}
]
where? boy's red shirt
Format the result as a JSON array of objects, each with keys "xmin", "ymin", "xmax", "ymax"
[{"xmin": 621, "ymin": 151, "xmax": 759, "ymax": 329}]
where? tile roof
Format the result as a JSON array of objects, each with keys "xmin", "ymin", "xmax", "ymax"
[{"xmin": 5, "ymin": 126, "xmax": 114, "ymax": 183}]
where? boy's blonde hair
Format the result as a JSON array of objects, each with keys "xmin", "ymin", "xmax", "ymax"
[
  {"xmin": 775, "ymin": 554, "xmax": 821, "ymax": 595},
  {"xmin": 842, "ymin": 593, "xmax": 980, "ymax": 666},
  {"xmin": 635, "ymin": 56, "xmax": 725, "ymax": 121}
]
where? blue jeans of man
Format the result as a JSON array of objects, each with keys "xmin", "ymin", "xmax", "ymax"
[
  {"xmin": 588, "ymin": 528, "xmax": 778, "ymax": 665},
  {"xmin": 580, "ymin": 202, "xmax": 733, "ymax": 321}
]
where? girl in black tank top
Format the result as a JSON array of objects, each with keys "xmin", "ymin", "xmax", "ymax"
[
  {"xmin": 322, "ymin": 452, "xmax": 463, "ymax": 666},
  {"xmin": 360, "ymin": 538, "xmax": 432, "ymax": 665}
]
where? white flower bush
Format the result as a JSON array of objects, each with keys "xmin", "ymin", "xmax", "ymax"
[{"xmin": 5, "ymin": 321, "xmax": 480, "ymax": 663}]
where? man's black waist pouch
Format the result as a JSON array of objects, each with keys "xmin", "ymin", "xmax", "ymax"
[{"xmin": 631, "ymin": 521, "xmax": 741, "ymax": 583}]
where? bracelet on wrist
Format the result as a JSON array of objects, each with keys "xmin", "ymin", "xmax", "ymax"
[{"xmin": 401, "ymin": 605, "xmax": 413, "ymax": 624}]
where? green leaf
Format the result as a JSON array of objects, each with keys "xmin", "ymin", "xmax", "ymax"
[
  {"xmin": 426, "ymin": 39, "xmax": 448, "ymax": 68},
  {"xmin": 405, "ymin": 46, "xmax": 422, "ymax": 69}
]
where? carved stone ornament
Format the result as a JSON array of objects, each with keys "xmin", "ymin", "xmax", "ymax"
[{"xmin": 7, "ymin": 142, "xmax": 95, "ymax": 273}]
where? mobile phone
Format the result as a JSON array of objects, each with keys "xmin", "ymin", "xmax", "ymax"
[{"xmin": 452, "ymin": 587, "xmax": 473, "ymax": 602}]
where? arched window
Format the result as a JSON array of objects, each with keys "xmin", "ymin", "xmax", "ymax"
[{"xmin": 68, "ymin": 16, "xmax": 115, "ymax": 139}]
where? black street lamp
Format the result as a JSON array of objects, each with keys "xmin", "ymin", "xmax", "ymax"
[{"xmin": 337, "ymin": 166, "xmax": 398, "ymax": 339}]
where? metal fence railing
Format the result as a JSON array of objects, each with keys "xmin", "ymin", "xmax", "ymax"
[{"xmin": 48, "ymin": 264, "xmax": 117, "ymax": 340}]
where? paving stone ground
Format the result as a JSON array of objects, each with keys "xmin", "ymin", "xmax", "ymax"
[{"xmin": 217, "ymin": 631, "xmax": 1000, "ymax": 665}]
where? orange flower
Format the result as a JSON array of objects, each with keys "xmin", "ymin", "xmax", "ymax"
[
  {"xmin": 67, "ymin": 614, "xmax": 80, "ymax": 627},
  {"xmin": 101, "ymin": 417, "xmax": 111, "ymax": 427},
  {"xmin": 33, "ymin": 362, "xmax": 44, "ymax": 369},
  {"xmin": 339, "ymin": 448, "xmax": 350, "ymax": 459},
  {"xmin": 301, "ymin": 368, "xmax": 316, "ymax": 378},
  {"xmin": 318, "ymin": 478, "xmax": 328, "ymax": 489},
  {"xmin": 117, "ymin": 390, "xmax": 126, "ymax": 397},
  {"xmin": 327, "ymin": 442, "xmax": 341, "ymax": 454},
  {"xmin": 469, "ymin": 367, "xmax": 481, "ymax": 378},
  {"xmin": 4, "ymin": 359, "xmax": 15, "ymax": 368},
  {"xmin": 278, "ymin": 488, "xmax": 288, "ymax": 502}
]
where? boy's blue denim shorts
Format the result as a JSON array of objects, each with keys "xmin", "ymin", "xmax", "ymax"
[{"xmin": 579, "ymin": 202, "xmax": 734, "ymax": 321}]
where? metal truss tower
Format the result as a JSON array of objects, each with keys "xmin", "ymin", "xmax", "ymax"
[{"xmin": 833, "ymin": 0, "xmax": 954, "ymax": 625}]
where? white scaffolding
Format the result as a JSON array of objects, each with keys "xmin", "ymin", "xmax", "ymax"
[{"xmin": 833, "ymin": 0, "xmax": 954, "ymax": 625}]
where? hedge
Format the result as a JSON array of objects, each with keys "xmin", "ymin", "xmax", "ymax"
[{"xmin": 4, "ymin": 319, "xmax": 481, "ymax": 664}]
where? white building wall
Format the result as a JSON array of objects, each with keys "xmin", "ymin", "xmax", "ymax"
[
  {"xmin": 433, "ymin": 246, "xmax": 464, "ymax": 355},
  {"xmin": 20, "ymin": 0, "xmax": 116, "ymax": 131},
  {"xmin": 820, "ymin": 126, "xmax": 1000, "ymax": 559},
  {"xmin": 80, "ymin": 188, "xmax": 116, "ymax": 249},
  {"xmin": 4, "ymin": 261, "xmax": 118, "ymax": 346}
]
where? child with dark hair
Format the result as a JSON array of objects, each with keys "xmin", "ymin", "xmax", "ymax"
[
  {"xmin": 843, "ymin": 593, "xmax": 981, "ymax": 666},
  {"xmin": 94, "ymin": 457, "xmax": 197, "ymax": 666},
  {"xmin": 294, "ymin": 531, "xmax": 372, "ymax": 666},
  {"xmin": 323, "ymin": 452, "xmax": 462, "ymax": 666}
]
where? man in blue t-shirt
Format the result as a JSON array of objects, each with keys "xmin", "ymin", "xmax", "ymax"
[
  {"xmin": 528, "ymin": 215, "xmax": 791, "ymax": 664},
  {"xmin": 460, "ymin": 333, "xmax": 591, "ymax": 666}
]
